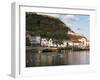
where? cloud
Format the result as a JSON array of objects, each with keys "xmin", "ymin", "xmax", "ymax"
[
  {"xmin": 58, "ymin": 14, "xmax": 79, "ymax": 28},
  {"xmin": 37, "ymin": 13, "xmax": 79, "ymax": 28},
  {"xmin": 67, "ymin": 15, "xmax": 79, "ymax": 21},
  {"xmin": 59, "ymin": 15, "xmax": 79, "ymax": 22}
]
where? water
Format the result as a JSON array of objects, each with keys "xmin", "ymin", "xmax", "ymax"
[{"xmin": 26, "ymin": 50, "xmax": 89, "ymax": 67}]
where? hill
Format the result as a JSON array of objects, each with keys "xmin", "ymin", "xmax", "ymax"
[{"xmin": 26, "ymin": 12, "xmax": 73, "ymax": 40}]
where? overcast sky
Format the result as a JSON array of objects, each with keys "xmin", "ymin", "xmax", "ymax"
[{"xmin": 37, "ymin": 13, "xmax": 90, "ymax": 40}]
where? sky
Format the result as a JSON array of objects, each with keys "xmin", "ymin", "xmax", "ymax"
[{"xmin": 37, "ymin": 13, "xmax": 90, "ymax": 40}]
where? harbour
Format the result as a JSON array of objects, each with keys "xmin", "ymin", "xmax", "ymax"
[{"xmin": 26, "ymin": 49, "xmax": 89, "ymax": 67}]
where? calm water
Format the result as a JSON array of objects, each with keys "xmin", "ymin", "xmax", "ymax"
[{"xmin": 26, "ymin": 50, "xmax": 89, "ymax": 67}]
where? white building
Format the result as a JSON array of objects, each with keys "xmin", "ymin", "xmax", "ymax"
[
  {"xmin": 41, "ymin": 38, "xmax": 69, "ymax": 48},
  {"xmin": 41, "ymin": 38, "xmax": 57, "ymax": 47},
  {"xmin": 30, "ymin": 36, "xmax": 41, "ymax": 44},
  {"xmin": 26, "ymin": 32, "xmax": 41, "ymax": 47},
  {"xmin": 26, "ymin": 31, "xmax": 89, "ymax": 49},
  {"xmin": 68, "ymin": 31, "xmax": 89, "ymax": 49},
  {"xmin": 41, "ymin": 38, "xmax": 49, "ymax": 47}
]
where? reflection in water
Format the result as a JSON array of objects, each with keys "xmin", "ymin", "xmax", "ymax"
[
  {"xmin": 67, "ymin": 51, "xmax": 89, "ymax": 65},
  {"xmin": 26, "ymin": 50, "xmax": 89, "ymax": 67}
]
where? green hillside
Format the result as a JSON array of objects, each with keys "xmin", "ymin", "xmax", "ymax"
[{"xmin": 26, "ymin": 12, "xmax": 73, "ymax": 40}]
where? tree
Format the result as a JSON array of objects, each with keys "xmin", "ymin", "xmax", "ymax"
[{"xmin": 26, "ymin": 37, "xmax": 31, "ymax": 46}]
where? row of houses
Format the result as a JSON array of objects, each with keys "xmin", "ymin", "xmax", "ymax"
[
  {"xmin": 67, "ymin": 31, "xmax": 89, "ymax": 49},
  {"xmin": 26, "ymin": 31, "xmax": 89, "ymax": 49}
]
